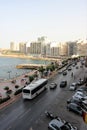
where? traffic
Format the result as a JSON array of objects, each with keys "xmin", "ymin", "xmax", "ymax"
[{"xmin": 0, "ymin": 58, "xmax": 87, "ymax": 130}]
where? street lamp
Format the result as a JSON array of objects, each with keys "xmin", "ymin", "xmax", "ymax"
[{"xmin": 7, "ymin": 71, "xmax": 11, "ymax": 79}]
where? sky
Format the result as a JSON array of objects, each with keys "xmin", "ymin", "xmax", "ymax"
[{"xmin": 0, "ymin": 0, "xmax": 87, "ymax": 49}]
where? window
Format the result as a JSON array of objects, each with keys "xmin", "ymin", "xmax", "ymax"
[
  {"xmin": 23, "ymin": 89, "xmax": 30, "ymax": 93},
  {"xmin": 31, "ymin": 81, "xmax": 47, "ymax": 94},
  {"xmin": 51, "ymin": 124, "xmax": 59, "ymax": 130}
]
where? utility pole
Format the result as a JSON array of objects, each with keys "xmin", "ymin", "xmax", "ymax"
[{"xmin": 7, "ymin": 71, "xmax": 11, "ymax": 79}]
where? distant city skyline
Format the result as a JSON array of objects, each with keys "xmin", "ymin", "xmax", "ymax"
[{"xmin": 0, "ymin": 0, "xmax": 87, "ymax": 49}]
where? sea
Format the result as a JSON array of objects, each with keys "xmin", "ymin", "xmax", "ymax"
[{"xmin": 0, "ymin": 56, "xmax": 50, "ymax": 80}]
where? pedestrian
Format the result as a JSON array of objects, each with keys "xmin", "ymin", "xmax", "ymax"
[{"xmin": 71, "ymin": 72, "xmax": 73, "ymax": 77}]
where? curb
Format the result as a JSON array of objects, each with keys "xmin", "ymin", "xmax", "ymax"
[{"xmin": 0, "ymin": 94, "xmax": 21, "ymax": 110}]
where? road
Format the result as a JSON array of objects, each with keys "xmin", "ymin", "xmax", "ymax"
[{"xmin": 0, "ymin": 62, "xmax": 87, "ymax": 130}]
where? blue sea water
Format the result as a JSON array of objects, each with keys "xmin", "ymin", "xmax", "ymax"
[{"xmin": 0, "ymin": 57, "xmax": 50, "ymax": 80}]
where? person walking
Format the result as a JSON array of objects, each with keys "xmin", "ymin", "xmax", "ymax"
[{"xmin": 71, "ymin": 72, "xmax": 73, "ymax": 77}]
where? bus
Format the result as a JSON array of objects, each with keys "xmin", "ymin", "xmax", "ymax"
[{"xmin": 22, "ymin": 78, "xmax": 48, "ymax": 99}]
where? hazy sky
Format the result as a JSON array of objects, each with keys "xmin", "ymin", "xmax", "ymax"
[{"xmin": 0, "ymin": 0, "xmax": 87, "ymax": 48}]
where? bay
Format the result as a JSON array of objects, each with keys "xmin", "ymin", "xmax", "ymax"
[{"xmin": 0, "ymin": 57, "xmax": 50, "ymax": 80}]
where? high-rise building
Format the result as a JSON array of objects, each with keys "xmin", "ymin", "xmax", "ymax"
[
  {"xmin": 10, "ymin": 42, "xmax": 15, "ymax": 51},
  {"xmin": 30, "ymin": 42, "xmax": 41, "ymax": 56},
  {"xmin": 77, "ymin": 40, "xmax": 87, "ymax": 56},
  {"xmin": 67, "ymin": 41, "xmax": 77, "ymax": 56},
  {"xmin": 59, "ymin": 42, "xmax": 68, "ymax": 56},
  {"xmin": 19, "ymin": 42, "xmax": 27, "ymax": 54},
  {"xmin": 50, "ymin": 46, "xmax": 59, "ymax": 57},
  {"xmin": 46, "ymin": 43, "xmax": 51, "ymax": 57}
]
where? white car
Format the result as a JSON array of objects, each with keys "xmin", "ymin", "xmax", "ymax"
[
  {"xmin": 69, "ymin": 83, "xmax": 77, "ymax": 91},
  {"xmin": 48, "ymin": 118, "xmax": 77, "ymax": 130},
  {"xmin": 73, "ymin": 91, "xmax": 87, "ymax": 100}
]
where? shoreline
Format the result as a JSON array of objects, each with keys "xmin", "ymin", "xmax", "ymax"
[{"xmin": 0, "ymin": 54, "xmax": 61, "ymax": 61}]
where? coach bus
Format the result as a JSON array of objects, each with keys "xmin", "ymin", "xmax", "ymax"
[{"xmin": 22, "ymin": 78, "xmax": 48, "ymax": 99}]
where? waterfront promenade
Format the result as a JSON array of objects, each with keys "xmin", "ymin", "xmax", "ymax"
[{"xmin": 0, "ymin": 70, "xmax": 37, "ymax": 99}]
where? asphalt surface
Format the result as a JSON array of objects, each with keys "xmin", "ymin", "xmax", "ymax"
[{"xmin": 0, "ymin": 62, "xmax": 87, "ymax": 130}]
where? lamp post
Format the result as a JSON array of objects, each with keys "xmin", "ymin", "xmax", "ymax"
[{"xmin": 7, "ymin": 71, "xmax": 11, "ymax": 79}]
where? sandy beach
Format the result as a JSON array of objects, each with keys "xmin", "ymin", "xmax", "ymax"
[{"xmin": 0, "ymin": 53, "xmax": 61, "ymax": 61}]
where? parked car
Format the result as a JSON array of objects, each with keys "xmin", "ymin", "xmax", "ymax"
[
  {"xmin": 67, "ymin": 98, "xmax": 87, "ymax": 111},
  {"xmin": 67, "ymin": 103, "xmax": 83, "ymax": 116},
  {"xmin": 78, "ymin": 86, "xmax": 87, "ymax": 92},
  {"xmin": 49, "ymin": 83, "xmax": 57, "ymax": 89},
  {"xmin": 67, "ymin": 97, "xmax": 82, "ymax": 105},
  {"xmin": 82, "ymin": 99, "xmax": 87, "ymax": 105},
  {"xmin": 60, "ymin": 81, "xmax": 67, "ymax": 88},
  {"xmin": 73, "ymin": 91, "xmax": 87, "ymax": 100},
  {"xmin": 69, "ymin": 83, "xmax": 78, "ymax": 91},
  {"xmin": 63, "ymin": 71, "xmax": 67, "ymax": 76},
  {"xmin": 73, "ymin": 91, "xmax": 84, "ymax": 100},
  {"xmin": 48, "ymin": 118, "xmax": 77, "ymax": 130}
]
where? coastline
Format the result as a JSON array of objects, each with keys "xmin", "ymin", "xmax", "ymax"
[{"xmin": 0, "ymin": 54, "xmax": 61, "ymax": 61}]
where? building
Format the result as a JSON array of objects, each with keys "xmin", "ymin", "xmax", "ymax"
[
  {"xmin": 77, "ymin": 40, "xmax": 87, "ymax": 56},
  {"xmin": 30, "ymin": 42, "xmax": 42, "ymax": 56},
  {"xmin": 59, "ymin": 42, "xmax": 68, "ymax": 56},
  {"xmin": 45, "ymin": 43, "xmax": 51, "ymax": 57},
  {"xmin": 10, "ymin": 42, "xmax": 15, "ymax": 51},
  {"xmin": 50, "ymin": 46, "xmax": 59, "ymax": 57},
  {"xmin": 19, "ymin": 42, "xmax": 27, "ymax": 54},
  {"xmin": 67, "ymin": 41, "xmax": 77, "ymax": 56}
]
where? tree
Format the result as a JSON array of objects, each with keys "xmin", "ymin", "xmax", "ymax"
[
  {"xmin": 29, "ymin": 75, "xmax": 34, "ymax": 82},
  {"xmin": 4, "ymin": 86, "xmax": 12, "ymax": 95},
  {"xmin": 4, "ymin": 86, "xmax": 9, "ymax": 91}
]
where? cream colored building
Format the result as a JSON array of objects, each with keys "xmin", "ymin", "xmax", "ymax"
[
  {"xmin": 77, "ymin": 40, "xmax": 87, "ymax": 56},
  {"xmin": 59, "ymin": 42, "xmax": 68, "ymax": 56}
]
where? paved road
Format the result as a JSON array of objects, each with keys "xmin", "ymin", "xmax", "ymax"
[{"xmin": 0, "ymin": 62, "xmax": 87, "ymax": 130}]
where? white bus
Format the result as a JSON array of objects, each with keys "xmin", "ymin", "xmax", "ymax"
[{"xmin": 22, "ymin": 78, "xmax": 48, "ymax": 99}]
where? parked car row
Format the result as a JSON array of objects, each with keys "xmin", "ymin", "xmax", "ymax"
[{"xmin": 67, "ymin": 85, "xmax": 87, "ymax": 116}]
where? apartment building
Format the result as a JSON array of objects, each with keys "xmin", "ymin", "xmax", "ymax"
[
  {"xmin": 59, "ymin": 42, "xmax": 68, "ymax": 56},
  {"xmin": 30, "ymin": 42, "xmax": 42, "ymax": 56},
  {"xmin": 19, "ymin": 42, "xmax": 27, "ymax": 54},
  {"xmin": 67, "ymin": 41, "xmax": 77, "ymax": 56},
  {"xmin": 77, "ymin": 40, "xmax": 87, "ymax": 56}
]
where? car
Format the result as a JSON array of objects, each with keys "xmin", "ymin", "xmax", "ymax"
[
  {"xmin": 67, "ymin": 98, "xmax": 87, "ymax": 111},
  {"xmin": 60, "ymin": 81, "xmax": 67, "ymax": 88},
  {"xmin": 49, "ymin": 83, "xmax": 57, "ymax": 89},
  {"xmin": 73, "ymin": 91, "xmax": 87, "ymax": 100},
  {"xmin": 69, "ymin": 83, "xmax": 78, "ymax": 91},
  {"xmin": 48, "ymin": 118, "xmax": 77, "ymax": 130},
  {"xmin": 73, "ymin": 91, "xmax": 84, "ymax": 99},
  {"xmin": 78, "ymin": 86, "xmax": 87, "ymax": 92},
  {"xmin": 82, "ymin": 99, "xmax": 87, "ymax": 105},
  {"xmin": 68, "ymin": 67, "xmax": 72, "ymax": 71},
  {"xmin": 63, "ymin": 71, "xmax": 67, "ymax": 75},
  {"xmin": 67, "ymin": 103, "xmax": 83, "ymax": 116},
  {"xmin": 76, "ymin": 66, "xmax": 79, "ymax": 69},
  {"xmin": 72, "ymin": 64, "xmax": 75, "ymax": 67},
  {"xmin": 77, "ymin": 79, "xmax": 85, "ymax": 86},
  {"xmin": 67, "ymin": 97, "xmax": 82, "ymax": 105}
]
